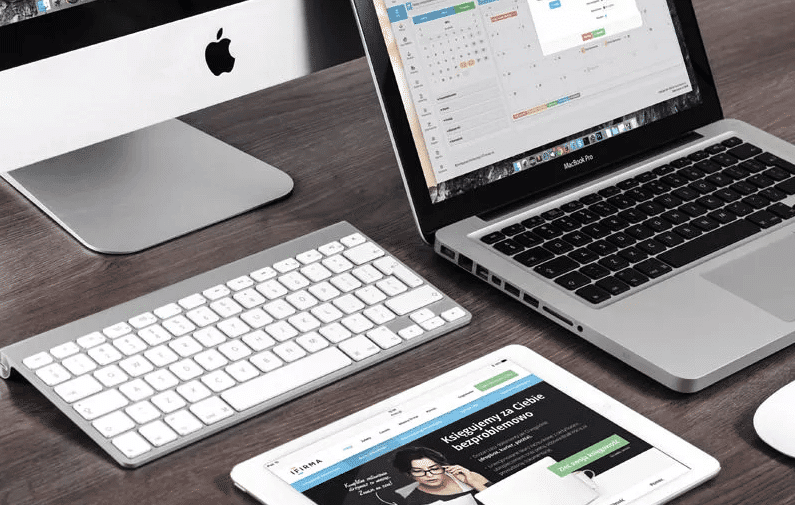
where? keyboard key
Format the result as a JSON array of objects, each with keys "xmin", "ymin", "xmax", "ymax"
[
  {"xmin": 112, "ymin": 432, "xmax": 151, "ymax": 459},
  {"xmin": 493, "ymin": 239, "xmax": 524, "ymax": 256},
  {"xmin": 634, "ymin": 258, "xmax": 673, "ymax": 279},
  {"xmin": 169, "ymin": 359, "xmax": 204, "ymax": 382},
  {"xmin": 367, "ymin": 327, "xmax": 403, "ymax": 349},
  {"xmin": 340, "ymin": 233, "xmax": 367, "ymax": 247},
  {"xmin": 317, "ymin": 241, "xmax": 344, "ymax": 256},
  {"xmin": 178, "ymin": 294, "xmax": 207, "ymax": 310},
  {"xmin": 118, "ymin": 379, "xmax": 155, "ymax": 402},
  {"xmin": 50, "ymin": 342, "xmax": 80, "ymax": 360},
  {"xmin": 190, "ymin": 397, "xmax": 235, "ymax": 425},
  {"xmin": 93, "ymin": 411, "xmax": 136, "ymax": 438},
  {"xmin": 555, "ymin": 271, "xmax": 591, "ymax": 291},
  {"xmin": 164, "ymin": 410, "xmax": 203, "ymax": 436},
  {"xmin": 103, "ymin": 322, "xmax": 132, "ymax": 339},
  {"xmin": 225, "ymin": 361, "xmax": 260, "ymax": 383},
  {"xmin": 77, "ymin": 332, "xmax": 107, "ymax": 349},
  {"xmin": 36, "ymin": 363, "xmax": 72, "ymax": 386},
  {"xmin": 223, "ymin": 348, "xmax": 352, "ymax": 411},
  {"xmin": 74, "ymin": 389, "xmax": 129, "ymax": 421},
  {"xmin": 201, "ymin": 370, "xmax": 237, "ymax": 392},
  {"xmin": 659, "ymin": 219, "xmax": 761, "ymax": 268},
  {"xmin": 534, "ymin": 257, "xmax": 579, "ymax": 279},
  {"xmin": 767, "ymin": 203, "xmax": 795, "ymax": 220},
  {"xmin": 295, "ymin": 332, "xmax": 330, "ymax": 353},
  {"xmin": 746, "ymin": 210, "xmax": 782, "ymax": 229},
  {"xmin": 514, "ymin": 247, "xmax": 554, "ymax": 267},
  {"xmin": 580, "ymin": 263, "xmax": 610, "ymax": 280},
  {"xmin": 176, "ymin": 381, "xmax": 212, "ymax": 403},
  {"xmin": 420, "ymin": 316, "xmax": 445, "ymax": 331},
  {"xmin": 273, "ymin": 258, "xmax": 301, "ymax": 273},
  {"xmin": 119, "ymin": 355, "xmax": 155, "ymax": 377},
  {"xmin": 153, "ymin": 303, "xmax": 182, "ymax": 320},
  {"xmin": 23, "ymin": 352, "xmax": 53, "ymax": 370},
  {"xmin": 576, "ymin": 284, "xmax": 611, "ymax": 304},
  {"xmin": 596, "ymin": 277, "xmax": 631, "ymax": 296},
  {"xmin": 94, "ymin": 365, "xmax": 128, "ymax": 388},
  {"xmin": 138, "ymin": 421, "xmax": 178, "ymax": 447},
  {"xmin": 384, "ymin": 286, "xmax": 443, "ymax": 316},
  {"xmin": 54, "ymin": 375, "xmax": 104, "ymax": 403},
  {"xmin": 339, "ymin": 335, "xmax": 381, "ymax": 361},
  {"xmin": 151, "ymin": 390, "xmax": 187, "ymax": 414},
  {"xmin": 62, "ymin": 353, "xmax": 98, "ymax": 376},
  {"xmin": 727, "ymin": 143, "xmax": 762, "ymax": 160},
  {"xmin": 480, "ymin": 232, "xmax": 505, "ymax": 245}
]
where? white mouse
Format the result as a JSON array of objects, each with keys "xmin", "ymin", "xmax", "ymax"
[{"xmin": 753, "ymin": 380, "xmax": 795, "ymax": 457}]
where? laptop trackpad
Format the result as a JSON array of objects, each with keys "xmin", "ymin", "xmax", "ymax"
[{"xmin": 703, "ymin": 233, "xmax": 795, "ymax": 322}]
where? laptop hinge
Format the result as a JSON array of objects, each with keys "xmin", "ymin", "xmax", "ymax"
[
  {"xmin": 479, "ymin": 131, "xmax": 703, "ymax": 222},
  {"xmin": 0, "ymin": 351, "xmax": 11, "ymax": 379}
]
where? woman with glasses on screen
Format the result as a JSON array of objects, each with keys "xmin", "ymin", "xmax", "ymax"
[{"xmin": 390, "ymin": 447, "xmax": 491, "ymax": 505}]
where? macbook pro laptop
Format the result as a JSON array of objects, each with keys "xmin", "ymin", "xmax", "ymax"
[{"xmin": 351, "ymin": 0, "xmax": 795, "ymax": 392}]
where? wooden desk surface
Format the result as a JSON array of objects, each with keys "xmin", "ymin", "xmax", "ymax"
[{"xmin": 1, "ymin": 0, "xmax": 793, "ymax": 503}]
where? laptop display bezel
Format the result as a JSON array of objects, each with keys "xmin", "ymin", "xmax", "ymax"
[{"xmin": 352, "ymin": 0, "xmax": 723, "ymax": 241}]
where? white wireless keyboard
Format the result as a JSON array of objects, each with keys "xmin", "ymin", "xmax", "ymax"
[{"xmin": 0, "ymin": 222, "xmax": 470, "ymax": 467}]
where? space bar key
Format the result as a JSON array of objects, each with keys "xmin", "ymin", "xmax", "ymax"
[{"xmin": 222, "ymin": 348, "xmax": 353, "ymax": 411}]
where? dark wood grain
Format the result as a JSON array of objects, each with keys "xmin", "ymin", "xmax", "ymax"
[{"xmin": 1, "ymin": 0, "xmax": 794, "ymax": 503}]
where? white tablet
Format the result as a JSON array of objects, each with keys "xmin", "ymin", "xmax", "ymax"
[{"xmin": 231, "ymin": 345, "xmax": 719, "ymax": 505}]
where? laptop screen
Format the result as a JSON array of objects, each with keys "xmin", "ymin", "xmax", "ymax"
[{"xmin": 372, "ymin": 0, "xmax": 702, "ymax": 204}]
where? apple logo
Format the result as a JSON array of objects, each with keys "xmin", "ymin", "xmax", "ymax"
[{"xmin": 205, "ymin": 28, "xmax": 235, "ymax": 76}]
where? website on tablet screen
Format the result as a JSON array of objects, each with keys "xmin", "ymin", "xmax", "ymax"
[{"xmin": 265, "ymin": 360, "xmax": 691, "ymax": 505}]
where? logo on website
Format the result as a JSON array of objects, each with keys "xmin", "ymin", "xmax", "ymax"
[
  {"xmin": 290, "ymin": 459, "xmax": 323, "ymax": 476},
  {"xmin": 564, "ymin": 154, "xmax": 594, "ymax": 170}
]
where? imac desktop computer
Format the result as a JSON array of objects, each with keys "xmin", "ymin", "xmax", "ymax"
[{"xmin": 0, "ymin": 0, "xmax": 362, "ymax": 254}]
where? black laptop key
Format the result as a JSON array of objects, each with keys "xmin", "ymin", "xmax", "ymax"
[
  {"xmin": 726, "ymin": 201, "xmax": 754, "ymax": 216},
  {"xmin": 579, "ymin": 193, "xmax": 603, "ymax": 205},
  {"xmin": 727, "ymin": 143, "xmax": 762, "ymax": 160},
  {"xmin": 588, "ymin": 240, "xmax": 618, "ymax": 256},
  {"xmin": 678, "ymin": 167, "xmax": 705, "ymax": 181},
  {"xmin": 722, "ymin": 165, "xmax": 750, "ymax": 180},
  {"xmin": 581, "ymin": 223, "xmax": 611, "ymax": 239},
  {"xmin": 696, "ymin": 195, "xmax": 724, "ymax": 210},
  {"xmin": 617, "ymin": 178, "xmax": 641, "ymax": 190},
  {"xmin": 625, "ymin": 224, "xmax": 655, "ymax": 240},
  {"xmin": 590, "ymin": 201, "xmax": 619, "ymax": 217},
  {"xmin": 637, "ymin": 201, "xmax": 666, "ymax": 216},
  {"xmin": 747, "ymin": 174, "xmax": 775, "ymax": 188},
  {"xmin": 635, "ymin": 171, "xmax": 658, "ymax": 183},
  {"xmin": 501, "ymin": 223, "xmax": 526, "ymax": 236},
  {"xmin": 569, "ymin": 247, "xmax": 599, "ymax": 264},
  {"xmin": 763, "ymin": 167, "xmax": 791, "ymax": 181},
  {"xmin": 729, "ymin": 181, "xmax": 757, "ymax": 195},
  {"xmin": 616, "ymin": 268, "xmax": 649, "ymax": 287},
  {"xmin": 760, "ymin": 187, "xmax": 786, "ymax": 202},
  {"xmin": 563, "ymin": 231, "xmax": 592, "ymax": 247},
  {"xmin": 521, "ymin": 216, "xmax": 545, "ymax": 228},
  {"xmin": 532, "ymin": 223, "xmax": 563, "ymax": 240},
  {"xmin": 625, "ymin": 188, "xmax": 654, "ymax": 202},
  {"xmin": 742, "ymin": 194, "xmax": 770, "ymax": 209},
  {"xmin": 775, "ymin": 178, "xmax": 795, "ymax": 195},
  {"xmin": 714, "ymin": 188, "xmax": 742, "ymax": 203},
  {"xmin": 570, "ymin": 209, "xmax": 601, "ymax": 224},
  {"xmin": 688, "ymin": 151, "xmax": 709, "ymax": 162},
  {"xmin": 534, "ymin": 256, "xmax": 578, "ymax": 279},
  {"xmin": 740, "ymin": 159, "xmax": 766, "ymax": 173},
  {"xmin": 555, "ymin": 271, "xmax": 591, "ymax": 291},
  {"xmin": 669, "ymin": 158, "xmax": 692, "ymax": 168},
  {"xmin": 541, "ymin": 208, "xmax": 565, "ymax": 220},
  {"xmin": 692, "ymin": 216, "xmax": 720, "ymax": 231},
  {"xmin": 552, "ymin": 216, "xmax": 581, "ymax": 232},
  {"xmin": 607, "ymin": 194, "xmax": 635, "ymax": 209},
  {"xmin": 650, "ymin": 164, "xmax": 674, "ymax": 177},
  {"xmin": 679, "ymin": 202, "xmax": 708, "ymax": 217},
  {"xmin": 606, "ymin": 232, "xmax": 635, "ymax": 248},
  {"xmin": 580, "ymin": 262, "xmax": 611, "ymax": 279},
  {"xmin": 642, "ymin": 180, "xmax": 670, "ymax": 195},
  {"xmin": 618, "ymin": 246, "xmax": 648, "ymax": 263},
  {"xmin": 767, "ymin": 203, "xmax": 795, "ymax": 220},
  {"xmin": 746, "ymin": 210, "xmax": 782, "ymax": 229},
  {"xmin": 596, "ymin": 276, "xmax": 631, "ymax": 295},
  {"xmin": 721, "ymin": 137, "xmax": 743, "ymax": 148},
  {"xmin": 576, "ymin": 284, "xmax": 611, "ymax": 304},
  {"xmin": 658, "ymin": 219, "xmax": 761, "ymax": 268},
  {"xmin": 481, "ymin": 232, "xmax": 505, "ymax": 244},
  {"xmin": 660, "ymin": 173, "xmax": 688, "ymax": 187},
  {"xmin": 493, "ymin": 239, "xmax": 524, "ymax": 255},
  {"xmin": 601, "ymin": 216, "xmax": 629, "ymax": 231},
  {"xmin": 673, "ymin": 224, "xmax": 702, "ymax": 240},
  {"xmin": 544, "ymin": 238, "xmax": 574, "ymax": 255},
  {"xmin": 655, "ymin": 232, "xmax": 685, "ymax": 247},
  {"xmin": 661, "ymin": 209, "xmax": 689, "ymax": 225},
  {"xmin": 644, "ymin": 217, "xmax": 672, "ymax": 232},
  {"xmin": 514, "ymin": 231, "xmax": 544, "ymax": 248},
  {"xmin": 634, "ymin": 258, "xmax": 673, "ymax": 278},
  {"xmin": 711, "ymin": 153, "xmax": 740, "ymax": 167},
  {"xmin": 637, "ymin": 239, "xmax": 668, "ymax": 255},
  {"xmin": 706, "ymin": 143, "xmax": 727, "ymax": 154},
  {"xmin": 654, "ymin": 194, "xmax": 683, "ymax": 209},
  {"xmin": 673, "ymin": 186, "xmax": 700, "ymax": 201},
  {"xmin": 772, "ymin": 157, "xmax": 795, "ymax": 174},
  {"xmin": 599, "ymin": 254, "xmax": 629, "ymax": 272},
  {"xmin": 689, "ymin": 180, "xmax": 717, "ymax": 194},
  {"xmin": 598, "ymin": 186, "xmax": 621, "ymax": 198},
  {"xmin": 515, "ymin": 247, "xmax": 554, "ymax": 267},
  {"xmin": 694, "ymin": 159, "xmax": 722, "ymax": 174},
  {"xmin": 618, "ymin": 208, "xmax": 647, "ymax": 223},
  {"xmin": 706, "ymin": 173, "xmax": 734, "ymax": 187},
  {"xmin": 708, "ymin": 209, "xmax": 737, "ymax": 224},
  {"xmin": 561, "ymin": 201, "xmax": 584, "ymax": 212}
]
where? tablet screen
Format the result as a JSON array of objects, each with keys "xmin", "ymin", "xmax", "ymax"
[{"xmin": 265, "ymin": 359, "xmax": 691, "ymax": 505}]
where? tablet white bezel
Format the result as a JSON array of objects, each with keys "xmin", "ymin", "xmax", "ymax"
[{"xmin": 230, "ymin": 345, "xmax": 719, "ymax": 505}]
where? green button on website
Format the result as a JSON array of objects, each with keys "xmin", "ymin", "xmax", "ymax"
[
  {"xmin": 475, "ymin": 370, "xmax": 519, "ymax": 391},
  {"xmin": 548, "ymin": 434, "xmax": 629, "ymax": 476}
]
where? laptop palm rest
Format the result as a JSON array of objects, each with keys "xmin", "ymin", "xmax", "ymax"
[{"xmin": 703, "ymin": 232, "xmax": 795, "ymax": 322}]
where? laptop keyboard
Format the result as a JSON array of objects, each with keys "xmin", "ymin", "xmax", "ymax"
[{"xmin": 479, "ymin": 137, "xmax": 795, "ymax": 305}]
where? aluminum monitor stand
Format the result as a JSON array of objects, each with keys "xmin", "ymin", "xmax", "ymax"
[{"xmin": 1, "ymin": 119, "xmax": 293, "ymax": 254}]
